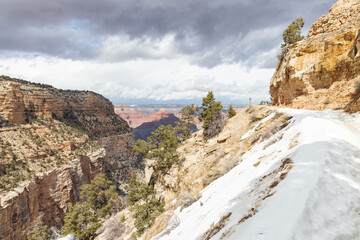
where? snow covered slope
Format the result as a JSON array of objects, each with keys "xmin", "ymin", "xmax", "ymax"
[{"xmin": 154, "ymin": 109, "xmax": 360, "ymax": 240}]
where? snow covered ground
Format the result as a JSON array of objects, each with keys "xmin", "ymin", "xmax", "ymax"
[{"xmin": 154, "ymin": 109, "xmax": 360, "ymax": 240}]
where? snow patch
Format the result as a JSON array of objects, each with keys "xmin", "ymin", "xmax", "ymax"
[{"xmin": 154, "ymin": 109, "xmax": 360, "ymax": 240}]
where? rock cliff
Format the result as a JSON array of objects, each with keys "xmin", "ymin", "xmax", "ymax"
[
  {"xmin": 0, "ymin": 76, "xmax": 137, "ymax": 239},
  {"xmin": 133, "ymin": 111, "xmax": 181, "ymax": 140},
  {"xmin": 270, "ymin": 0, "xmax": 360, "ymax": 113}
]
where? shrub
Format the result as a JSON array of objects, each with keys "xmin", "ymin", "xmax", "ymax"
[
  {"xmin": 227, "ymin": 104, "xmax": 236, "ymax": 118},
  {"xmin": 203, "ymin": 113, "xmax": 226, "ymax": 140},
  {"xmin": 27, "ymin": 219, "xmax": 51, "ymax": 240},
  {"xmin": 128, "ymin": 174, "xmax": 155, "ymax": 205},
  {"xmin": 132, "ymin": 199, "xmax": 164, "ymax": 236},
  {"xmin": 126, "ymin": 175, "xmax": 163, "ymax": 237},
  {"xmin": 62, "ymin": 174, "xmax": 119, "ymax": 240}
]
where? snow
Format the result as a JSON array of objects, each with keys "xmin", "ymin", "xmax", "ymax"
[
  {"xmin": 58, "ymin": 234, "xmax": 78, "ymax": 240},
  {"xmin": 154, "ymin": 109, "xmax": 360, "ymax": 240}
]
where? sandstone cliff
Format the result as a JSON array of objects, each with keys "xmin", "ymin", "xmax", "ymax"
[
  {"xmin": 0, "ymin": 76, "xmax": 137, "ymax": 239},
  {"xmin": 270, "ymin": 0, "xmax": 360, "ymax": 113}
]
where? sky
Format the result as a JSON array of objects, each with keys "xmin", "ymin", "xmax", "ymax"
[{"xmin": 0, "ymin": 0, "xmax": 337, "ymax": 105}]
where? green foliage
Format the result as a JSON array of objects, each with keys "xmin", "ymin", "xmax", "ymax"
[
  {"xmin": 62, "ymin": 202, "xmax": 101, "ymax": 240},
  {"xmin": 199, "ymin": 91, "xmax": 224, "ymax": 140},
  {"xmin": 134, "ymin": 125, "xmax": 179, "ymax": 172},
  {"xmin": 27, "ymin": 220, "xmax": 51, "ymax": 240},
  {"xmin": 281, "ymin": 17, "xmax": 305, "ymax": 47},
  {"xmin": 62, "ymin": 173, "xmax": 119, "ymax": 240},
  {"xmin": 174, "ymin": 120, "xmax": 191, "ymax": 141},
  {"xmin": 128, "ymin": 174, "xmax": 155, "ymax": 205},
  {"xmin": 174, "ymin": 104, "xmax": 199, "ymax": 141},
  {"xmin": 133, "ymin": 139, "xmax": 150, "ymax": 159},
  {"xmin": 180, "ymin": 104, "xmax": 198, "ymax": 123},
  {"xmin": 132, "ymin": 199, "xmax": 164, "ymax": 236},
  {"xmin": 259, "ymin": 101, "xmax": 271, "ymax": 105},
  {"xmin": 199, "ymin": 91, "xmax": 223, "ymax": 130},
  {"xmin": 227, "ymin": 104, "xmax": 236, "ymax": 118},
  {"xmin": 126, "ymin": 175, "xmax": 164, "ymax": 238}
]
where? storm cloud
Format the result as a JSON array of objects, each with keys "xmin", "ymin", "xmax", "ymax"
[{"xmin": 0, "ymin": 0, "xmax": 336, "ymax": 68}]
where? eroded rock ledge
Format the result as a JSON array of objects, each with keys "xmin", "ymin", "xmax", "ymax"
[
  {"xmin": 0, "ymin": 76, "xmax": 137, "ymax": 239},
  {"xmin": 270, "ymin": 0, "xmax": 360, "ymax": 113}
]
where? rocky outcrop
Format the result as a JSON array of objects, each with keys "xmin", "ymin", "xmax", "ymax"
[
  {"xmin": 0, "ymin": 76, "xmax": 130, "ymax": 137},
  {"xmin": 0, "ymin": 76, "xmax": 137, "ymax": 239},
  {"xmin": 0, "ymin": 149, "xmax": 105, "ymax": 240},
  {"xmin": 270, "ymin": 0, "xmax": 360, "ymax": 113}
]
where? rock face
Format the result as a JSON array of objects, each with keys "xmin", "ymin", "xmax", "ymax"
[
  {"xmin": 133, "ymin": 111, "xmax": 180, "ymax": 140},
  {"xmin": 114, "ymin": 104, "xmax": 185, "ymax": 128},
  {"xmin": 0, "ymin": 150, "xmax": 106, "ymax": 240},
  {"xmin": 114, "ymin": 104, "xmax": 154, "ymax": 128},
  {"xmin": 0, "ymin": 76, "xmax": 130, "ymax": 137},
  {"xmin": 0, "ymin": 76, "xmax": 136, "ymax": 239},
  {"xmin": 270, "ymin": 0, "xmax": 360, "ymax": 113}
]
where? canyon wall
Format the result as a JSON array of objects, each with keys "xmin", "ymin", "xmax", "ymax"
[
  {"xmin": 270, "ymin": 0, "xmax": 360, "ymax": 113},
  {"xmin": 0, "ymin": 76, "xmax": 136, "ymax": 239}
]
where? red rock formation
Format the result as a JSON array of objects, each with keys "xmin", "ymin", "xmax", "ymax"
[{"xmin": 133, "ymin": 111, "xmax": 180, "ymax": 140}]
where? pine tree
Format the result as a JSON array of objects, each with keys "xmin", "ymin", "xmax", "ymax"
[
  {"xmin": 128, "ymin": 174, "xmax": 155, "ymax": 205},
  {"xmin": 199, "ymin": 91, "xmax": 224, "ymax": 140},
  {"xmin": 133, "ymin": 124, "xmax": 180, "ymax": 172},
  {"xmin": 62, "ymin": 174, "xmax": 119, "ymax": 240},
  {"xmin": 175, "ymin": 104, "xmax": 199, "ymax": 141},
  {"xmin": 228, "ymin": 104, "xmax": 236, "ymax": 118},
  {"xmin": 199, "ymin": 91, "xmax": 223, "ymax": 130},
  {"xmin": 282, "ymin": 17, "xmax": 305, "ymax": 47}
]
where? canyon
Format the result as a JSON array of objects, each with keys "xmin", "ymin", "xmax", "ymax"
[
  {"xmin": 0, "ymin": 76, "xmax": 137, "ymax": 240},
  {"xmin": 2, "ymin": 0, "xmax": 360, "ymax": 239},
  {"xmin": 96, "ymin": 0, "xmax": 360, "ymax": 239}
]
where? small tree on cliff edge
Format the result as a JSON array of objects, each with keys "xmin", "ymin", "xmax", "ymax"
[
  {"xmin": 278, "ymin": 17, "xmax": 305, "ymax": 60},
  {"xmin": 199, "ymin": 91, "xmax": 224, "ymax": 140},
  {"xmin": 282, "ymin": 17, "xmax": 305, "ymax": 47}
]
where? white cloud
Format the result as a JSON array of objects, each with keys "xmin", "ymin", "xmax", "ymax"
[{"xmin": 0, "ymin": 55, "xmax": 274, "ymax": 104}]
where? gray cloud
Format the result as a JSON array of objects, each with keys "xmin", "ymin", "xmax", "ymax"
[{"xmin": 0, "ymin": 0, "xmax": 337, "ymax": 67}]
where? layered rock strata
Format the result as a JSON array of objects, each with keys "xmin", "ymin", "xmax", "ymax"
[
  {"xmin": 0, "ymin": 76, "xmax": 136, "ymax": 239},
  {"xmin": 270, "ymin": 0, "xmax": 360, "ymax": 113}
]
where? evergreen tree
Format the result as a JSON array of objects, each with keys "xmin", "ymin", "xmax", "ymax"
[
  {"xmin": 133, "ymin": 124, "xmax": 179, "ymax": 172},
  {"xmin": 62, "ymin": 174, "xmax": 119, "ymax": 240},
  {"xmin": 175, "ymin": 104, "xmax": 199, "ymax": 141},
  {"xmin": 132, "ymin": 199, "xmax": 164, "ymax": 236},
  {"xmin": 227, "ymin": 104, "xmax": 236, "ymax": 118},
  {"xmin": 199, "ymin": 91, "xmax": 223, "ymax": 130},
  {"xmin": 180, "ymin": 104, "xmax": 198, "ymax": 123},
  {"xmin": 199, "ymin": 92, "xmax": 224, "ymax": 140},
  {"xmin": 128, "ymin": 174, "xmax": 155, "ymax": 205},
  {"xmin": 282, "ymin": 17, "xmax": 305, "ymax": 47}
]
